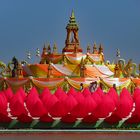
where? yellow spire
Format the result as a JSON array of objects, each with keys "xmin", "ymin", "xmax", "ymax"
[
  {"xmin": 87, "ymin": 44, "xmax": 90, "ymax": 53},
  {"xmin": 93, "ymin": 42, "xmax": 97, "ymax": 54},
  {"xmin": 67, "ymin": 10, "xmax": 78, "ymax": 29},
  {"xmin": 71, "ymin": 9, "xmax": 75, "ymax": 18}
]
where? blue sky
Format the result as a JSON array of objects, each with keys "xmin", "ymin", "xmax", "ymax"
[{"xmin": 0, "ymin": 0, "xmax": 140, "ymax": 64}]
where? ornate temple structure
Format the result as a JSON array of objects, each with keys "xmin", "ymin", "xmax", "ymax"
[
  {"xmin": 40, "ymin": 11, "xmax": 104, "ymax": 65},
  {"xmin": 0, "ymin": 11, "xmax": 140, "ymax": 129},
  {"xmin": 40, "ymin": 11, "xmax": 104, "ymax": 75},
  {"xmin": 0, "ymin": 11, "xmax": 139, "ymax": 91}
]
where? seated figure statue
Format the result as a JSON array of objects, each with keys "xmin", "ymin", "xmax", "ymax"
[{"xmin": 89, "ymin": 81, "xmax": 98, "ymax": 93}]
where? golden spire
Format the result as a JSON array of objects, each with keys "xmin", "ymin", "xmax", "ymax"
[
  {"xmin": 98, "ymin": 44, "xmax": 103, "ymax": 54},
  {"xmin": 87, "ymin": 44, "xmax": 91, "ymax": 53},
  {"xmin": 93, "ymin": 42, "xmax": 97, "ymax": 54},
  {"xmin": 53, "ymin": 43, "xmax": 58, "ymax": 54}
]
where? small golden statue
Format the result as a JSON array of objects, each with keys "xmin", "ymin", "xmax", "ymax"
[{"xmin": 114, "ymin": 63, "xmax": 120, "ymax": 78}]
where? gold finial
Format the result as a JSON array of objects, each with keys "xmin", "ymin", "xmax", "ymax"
[
  {"xmin": 80, "ymin": 57, "xmax": 86, "ymax": 77},
  {"xmin": 93, "ymin": 42, "xmax": 97, "ymax": 54},
  {"xmin": 47, "ymin": 44, "xmax": 51, "ymax": 54},
  {"xmin": 53, "ymin": 43, "xmax": 58, "ymax": 54},
  {"xmin": 87, "ymin": 45, "xmax": 90, "ymax": 53},
  {"xmin": 99, "ymin": 44, "xmax": 103, "ymax": 54},
  {"xmin": 71, "ymin": 9, "xmax": 75, "ymax": 18}
]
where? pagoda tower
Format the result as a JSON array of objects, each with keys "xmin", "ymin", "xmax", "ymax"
[{"xmin": 62, "ymin": 10, "xmax": 83, "ymax": 53}]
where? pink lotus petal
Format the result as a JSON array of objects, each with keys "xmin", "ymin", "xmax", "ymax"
[
  {"xmin": 49, "ymin": 101, "xmax": 67, "ymax": 117},
  {"xmin": 17, "ymin": 113, "xmax": 32, "ymax": 123},
  {"xmin": 108, "ymin": 87, "xmax": 119, "ymax": 106},
  {"xmin": 26, "ymin": 87, "xmax": 47, "ymax": 117},
  {"xmin": 82, "ymin": 88, "xmax": 91, "ymax": 97},
  {"xmin": 4, "ymin": 87, "xmax": 13, "ymax": 102},
  {"xmin": 54, "ymin": 87, "xmax": 67, "ymax": 101},
  {"xmin": 41, "ymin": 94, "xmax": 58, "ymax": 112},
  {"xmin": 61, "ymin": 114, "xmax": 77, "ymax": 123},
  {"xmin": 94, "ymin": 94, "xmax": 116, "ymax": 118},
  {"xmin": 40, "ymin": 114, "xmax": 54, "ymax": 122},
  {"xmin": 63, "ymin": 94, "xmax": 78, "ymax": 113},
  {"xmin": 83, "ymin": 114, "xmax": 98, "ymax": 123},
  {"xmin": 67, "ymin": 87, "xmax": 77, "ymax": 97},
  {"xmin": 0, "ymin": 92, "xmax": 8, "ymax": 115},
  {"xmin": 40, "ymin": 87, "xmax": 51, "ymax": 99},
  {"xmin": 133, "ymin": 87, "xmax": 140, "ymax": 101}
]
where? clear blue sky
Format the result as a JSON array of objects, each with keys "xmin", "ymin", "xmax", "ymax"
[{"xmin": 0, "ymin": 0, "xmax": 140, "ymax": 64}]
